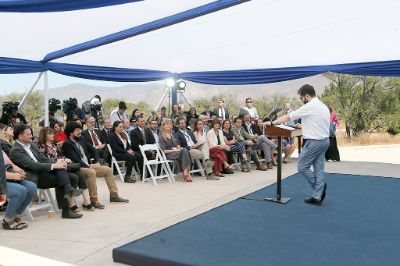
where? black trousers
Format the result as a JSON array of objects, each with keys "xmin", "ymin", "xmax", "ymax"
[
  {"xmin": 68, "ymin": 171, "xmax": 88, "ymax": 189},
  {"xmin": 31, "ymin": 169, "xmax": 72, "ymax": 209},
  {"xmin": 114, "ymin": 152, "xmax": 143, "ymax": 178}
]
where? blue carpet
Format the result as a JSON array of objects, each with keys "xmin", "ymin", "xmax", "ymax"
[{"xmin": 113, "ymin": 173, "xmax": 400, "ymax": 266}]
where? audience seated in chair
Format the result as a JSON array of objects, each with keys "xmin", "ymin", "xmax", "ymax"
[
  {"xmin": 231, "ymin": 117, "xmax": 267, "ymax": 171},
  {"xmin": 81, "ymin": 117, "xmax": 110, "ymax": 164},
  {"xmin": 176, "ymin": 117, "xmax": 214, "ymax": 178},
  {"xmin": 158, "ymin": 120, "xmax": 192, "ymax": 182},
  {"xmin": 37, "ymin": 127, "xmax": 94, "ymax": 212},
  {"xmin": 0, "ymin": 126, "xmax": 14, "ymax": 156},
  {"xmin": 61, "ymin": 122, "xmax": 129, "ymax": 209},
  {"xmin": 206, "ymin": 119, "xmax": 236, "ymax": 177},
  {"xmin": 222, "ymin": 119, "xmax": 250, "ymax": 172},
  {"xmin": 9, "ymin": 124, "xmax": 83, "ymax": 219},
  {"xmin": 1, "ymin": 150, "xmax": 36, "ymax": 230},
  {"xmin": 109, "ymin": 121, "xmax": 142, "ymax": 183}
]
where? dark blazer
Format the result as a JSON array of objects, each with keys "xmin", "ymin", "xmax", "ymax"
[
  {"xmin": 130, "ymin": 127, "xmax": 155, "ymax": 152},
  {"xmin": 243, "ymin": 123, "xmax": 260, "ymax": 135},
  {"xmin": 0, "ymin": 151, "xmax": 6, "ymax": 195},
  {"xmin": 81, "ymin": 128, "xmax": 108, "ymax": 147},
  {"xmin": 61, "ymin": 137, "xmax": 100, "ymax": 168},
  {"xmin": 108, "ymin": 132, "xmax": 131, "ymax": 155},
  {"xmin": 101, "ymin": 128, "xmax": 112, "ymax": 142},
  {"xmin": 213, "ymin": 108, "xmax": 230, "ymax": 120},
  {"xmin": 201, "ymin": 110, "xmax": 216, "ymax": 118},
  {"xmin": 175, "ymin": 129, "xmax": 197, "ymax": 150},
  {"xmin": 9, "ymin": 141, "xmax": 53, "ymax": 182}
]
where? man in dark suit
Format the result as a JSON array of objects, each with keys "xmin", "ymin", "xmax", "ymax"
[
  {"xmin": 101, "ymin": 117, "xmax": 113, "ymax": 140},
  {"xmin": 130, "ymin": 117, "xmax": 154, "ymax": 177},
  {"xmin": 201, "ymin": 104, "xmax": 216, "ymax": 118},
  {"xmin": 213, "ymin": 99, "xmax": 230, "ymax": 121},
  {"xmin": 9, "ymin": 124, "xmax": 82, "ymax": 219},
  {"xmin": 62, "ymin": 122, "xmax": 128, "ymax": 208},
  {"xmin": 81, "ymin": 116, "xmax": 110, "ymax": 164}
]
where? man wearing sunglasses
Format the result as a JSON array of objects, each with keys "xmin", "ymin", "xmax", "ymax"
[{"xmin": 239, "ymin": 97, "xmax": 259, "ymax": 119}]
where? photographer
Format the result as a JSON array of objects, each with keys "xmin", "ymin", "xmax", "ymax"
[
  {"xmin": 63, "ymin": 98, "xmax": 85, "ymax": 124},
  {"xmin": 0, "ymin": 102, "xmax": 27, "ymax": 128},
  {"xmin": 82, "ymin": 96, "xmax": 103, "ymax": 129}
]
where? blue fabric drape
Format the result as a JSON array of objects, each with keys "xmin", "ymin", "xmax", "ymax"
[
  {"xmin": 48, "ymin": 62, "xmax": 173, "ymax": 82},
  {"xmin": 43, "ymin": 0, "xmax": 250, "ymax": 62},
  {"xmin": 0, "ymin": 57, "xmax": 45, "ymax": 74},
  {"xmin": 2, "ymin": 57, "xmax": 400, "ymax": 84},
  {"xmin": 0, "ymin": 0, "xmax": 143, "ymax": 13},
  {"xmin": 180, "ymin": 60, "xmax": 400, "ymax": 85}
]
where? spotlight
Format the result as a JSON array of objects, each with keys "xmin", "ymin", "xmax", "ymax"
[
  {"xmin": 165, "ymin": 78, "xmax": 176, "ymax": 88},
  {"xmin": 178, "ymin": 81, "xmax": 186, "ymax": 89}
]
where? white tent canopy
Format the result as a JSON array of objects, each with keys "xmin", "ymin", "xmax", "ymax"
[{"xmin": 2, "ymin": 0, "xmax": 400, "ymax": 73}]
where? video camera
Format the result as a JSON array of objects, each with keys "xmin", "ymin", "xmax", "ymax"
[
  {"xmin": 1, "ymin": 101, "xmax": 20, "ymax": 125},
  {"xmin": 48, "ymin": 98, "xmax": 62, "ymax": 114},
  {"xmin": 62, "ymin": 98, "xmax": 78, "ymax": 115},
  {"xmin": 82, "ymin": 100, "xmax": 103, "ymax": 127}
]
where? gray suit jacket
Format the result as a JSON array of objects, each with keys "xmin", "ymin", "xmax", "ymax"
[
  {"xmin": 9, "ymin": 142, "xmax": 53, "ymax": 183},
  {"xmin": 0, "ymin": 151, "xmax": 6, "ymax": 194},
  {"xmin": 231, "ymin": 124, "xmax": 255, "ymax": 142}
]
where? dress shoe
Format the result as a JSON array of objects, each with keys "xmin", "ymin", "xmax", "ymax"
[
  {"xmin": 304, "ymin": 197, "xmax": 322, "ymax": 206},
  {"xmin": 124, "ymin": 176, "xmax": 136, "ymax": 183},
  {"xmin": 70, "ymin": 205, "xmax": 80, "ymax": 213},
  {"xmin": 62, "ymin": 208, "xmax": 83, "ymax": 219},
  {"xmin": 321, "ymin": 183, "xmax": 327, "ymax": 202},
  {"xmin": 64, "ymin": 188, "xmax": 83, "ymax": 199},
  {"xmin": 267, "ymin": 162, "xmax": 273, "ymax": 169},
  {"xmin": 256, "ymin": 164, "xmax": 268, "ymax": 171},
  {"xmin": 91, "ymin": 202, "xmax": 105, "ymax": 209},
  {"xmin": 223, "ymin": 169, "xmax": 234, "ymax": 174},
  {"xmin": 82, "ymin": 204, "xmax": 95, "ymax": 211},
  {"xmin": 110, "ymin": 197, "xmax": 129, "ymax": 203}
]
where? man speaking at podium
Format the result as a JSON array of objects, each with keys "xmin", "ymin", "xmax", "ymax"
[{"xmin": 268, "ymin": 84, "xmax": 330, "ymax": 206}]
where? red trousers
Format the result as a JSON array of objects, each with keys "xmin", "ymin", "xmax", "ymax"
[{"xmin": 209, "ymin": 146, "xmax": 227, "ymax": 174}]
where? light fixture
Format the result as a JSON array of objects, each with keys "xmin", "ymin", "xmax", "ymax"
[{"xmin": 165, "ymin": 78, "xmax": 176, "ymax": 88}]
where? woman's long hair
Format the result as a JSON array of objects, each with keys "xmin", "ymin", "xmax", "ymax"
[
  {"xmin": 160, "ymin": 119, "xmax": 173, "ymax": 139},
  {"xmin": 1, "ymin": 126, "xmax": 14, "ymax": 144},
  {"xmin": 37, "ymin": 127, "xmax": 55, "ymax": 146}
]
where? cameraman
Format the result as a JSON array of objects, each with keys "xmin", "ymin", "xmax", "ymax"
[
  {"xmin": 65, "ymin": 98, "xmax": 85, "ymax": 124},
  {"xmin": 0, "ymin": 102, "xmax": 27, "ymax": 128}
]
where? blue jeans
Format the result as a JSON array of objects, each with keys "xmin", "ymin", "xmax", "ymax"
[
  {"xmin": 297, "ymin": 138, "xmax": 330, "ymax": 199},
  {"xmin": 5, "ymin": 180, "xmax": 37, "ymax": 220}
]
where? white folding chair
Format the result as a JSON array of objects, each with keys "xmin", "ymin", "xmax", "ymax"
[
  {"xmin": 190, "ymin": 158, "xmax": 205, "ymax": 177},
  {"xmin": 139, "ymin": 144, "xmax": 175, "ymax": 185},
  {"xmin": 107, "ymin": 144, "xmax": 127, "ymax": 183},
  {"xmin": 24, "ymin": 188, "xmax": 59, "ymax": 222}
]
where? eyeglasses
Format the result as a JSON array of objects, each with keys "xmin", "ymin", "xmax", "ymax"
[{"xmin": 246, "ymin": 101, "xmax": 253, "ymax": 103}]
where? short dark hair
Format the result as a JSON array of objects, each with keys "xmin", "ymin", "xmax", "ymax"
[
  {"xmin": 13, "ymin": 124, "xmax": 31, "ymax": 140},
  {"xmin": 234, "ymin": 116, "xmax": 243, "ymax": 123},
  {"xmin": 177, "ymin": 117, "xmax": 186, "ymax": 125},
  {"xmin": 64, "ymin": 122, "xmax": 82, "ymax": 137},
  {"xmin": 298, "ymin": 84, "xmax": 316, "ymax": 97},
  {"xmin": 210, "ymin": 118, "xmax": 221, "ymax": 129},
  {"xmin": 119, "ymin": 101, "xmax": 127, "ymax": 110}
]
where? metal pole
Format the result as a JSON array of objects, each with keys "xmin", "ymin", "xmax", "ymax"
[
  {"xmin": 171, "ymin": 86, "xmax": 177, "ymax": 107},
  {"xmin": 277, "ymin": 136, "xmax": 282, "ymax": 200},
  {"xmin": 155, "ymin": 87, "xmax": 170, "ymax": 111},
  {"xmin": 44, "ymin": 72, "xmax": 49, "ymax": 127},
  {"xmin": 179, "ymin": 91, "xmax": 193, "ymax": 107},
  {"xmin": 19, "ymin": 72, "xmax": 43, "ymax": 109}
]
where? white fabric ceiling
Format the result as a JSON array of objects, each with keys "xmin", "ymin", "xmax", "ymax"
[{"xmin": 1, "ymin": 0, "xmax": 400, "ymax": 72}]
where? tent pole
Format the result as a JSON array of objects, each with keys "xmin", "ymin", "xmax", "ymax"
[
  {"xmin": 19, "ymin": 72, "xmax": 43, "ymax": 109},
  {"xmin": 44, "ymin": 71, "xmax": 49, "ymax": 127}
]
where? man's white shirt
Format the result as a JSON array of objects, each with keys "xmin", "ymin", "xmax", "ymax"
[
  {"xmin": 288, "ymin": 98, "xmax": 330, "ymax": 140},
  {"xmin": 110, "ymin": 108, "xmax": 129, "ymax": 124}
]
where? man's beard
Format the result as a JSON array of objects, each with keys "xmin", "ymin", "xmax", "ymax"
[
  {"xmin": 73, "ymin": 135, "xmax": 80, "ymax": 141},
  {"xmin": 302, "ymin": 99, "xmax": 309, "ymax": 104}
]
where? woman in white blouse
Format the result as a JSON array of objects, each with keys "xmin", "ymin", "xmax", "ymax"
[{"xmin": 206, "ymin": 119, "xmax": 236, "ymax": 177}]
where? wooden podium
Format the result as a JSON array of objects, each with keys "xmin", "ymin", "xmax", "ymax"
[{"xmin": 264, "ymin": 125, "xmax": 302, "ymax": 204}]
